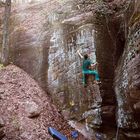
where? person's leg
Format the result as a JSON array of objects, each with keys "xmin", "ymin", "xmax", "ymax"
[
  {"xmin": 87, "ymin": 70, "xmax": 100, "ymax": 81},
  {"xmin": 82, "ymin": 73, "xmax": 86, "ymax": 85},
  {"xmin": 93, "ymin": 70, "xmax": 100, "ymax": 81}
]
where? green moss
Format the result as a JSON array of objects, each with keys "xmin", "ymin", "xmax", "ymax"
[{"xmin": 0, "ymin": 64, "xmax": 4, "ymax": 69}]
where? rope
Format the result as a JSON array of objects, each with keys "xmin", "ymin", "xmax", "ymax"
[{"xmin": 115, "ymin": 125, "xmax": 119, "ymax": 140}]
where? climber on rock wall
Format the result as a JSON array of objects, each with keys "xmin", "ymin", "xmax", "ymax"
[{"xmin": 77, "ymin": 49, "xmax": 100, "ymax": 86}]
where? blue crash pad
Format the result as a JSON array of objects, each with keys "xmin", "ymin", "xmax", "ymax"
[{"xmin": 48, "ymin": 127, "xmax": 68, "ymax": 140}]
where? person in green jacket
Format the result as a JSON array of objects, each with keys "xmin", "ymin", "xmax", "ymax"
[{"xmin": 77, "ymin": 49, "xmax": 100, "ymax": 85}]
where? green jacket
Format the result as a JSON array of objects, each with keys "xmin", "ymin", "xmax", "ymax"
[{"xmin": 82, "ymin": 59, "xmax": 91, "ymax": 71}]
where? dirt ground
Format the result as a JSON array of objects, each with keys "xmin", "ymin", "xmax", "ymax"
[{"xmin": 0, "ymin": 65, "xmax": 87, "ymax": 140}]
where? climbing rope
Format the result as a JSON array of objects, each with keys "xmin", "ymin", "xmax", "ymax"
[{"xmin": 115, "ymin": 125, "xmax": 119, "ymax": 140}]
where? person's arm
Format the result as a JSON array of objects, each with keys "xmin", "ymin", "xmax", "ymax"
[
  {"xmin": 91, "ymin": 62, "xmax": 98, "ymax": 69},
  {"xmin": 77, "ymin": 49, "xmax": 84, "ymax": 59},
  {"xmin": 91, "ymin": 62, "xmax": 98, "ymax": 66}
]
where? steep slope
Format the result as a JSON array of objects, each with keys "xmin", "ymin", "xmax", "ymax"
[{"xmin": 0, "ymin": 65, "xmax": 86, "ymax": 140}]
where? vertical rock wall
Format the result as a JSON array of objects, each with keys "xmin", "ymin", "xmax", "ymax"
[
  {"xmin": 114, "ymin": 0, "xmax": 140, "ymax": 136},
  {"xmin": 93, "ymin": 0, "xmax": 140, "ymax": 138},
  {"xmin": 91, "ymin": 0, "xmax": 140, "ymax": 138},
  {"xmin": 8, "ymin": 2, "xmax": 51, "ymax": 88},
  {"xmin": 94, "ymin": 15, "xmax": 117, "ymax": 126},
  {"xmin": 47, "ymin": 9, "xmax": 98, "ymax": 118},
  {"xmin": 0, "ymin": 1, "xmax": 139, "ymax": 138}
]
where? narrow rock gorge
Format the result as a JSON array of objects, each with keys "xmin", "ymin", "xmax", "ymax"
[{"xmin": 0, "ymin": 0, "xmax": 140, "ymax": 139}]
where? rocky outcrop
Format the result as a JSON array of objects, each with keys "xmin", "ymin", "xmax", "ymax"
[
  {"xmin": 1, "ymin": 0, "xmax": 101, "ymax": 121},
  {"xmin": 0, "ymin": 0, "xmax": 139, "ymax": 139},
  {"xmin": 94, "ymin": 0, "xmax": 140, "ymax": 138},
  {"xmin": 114, "ymin": 0, "xmax": 140, "ymax": 138},
  {"xmin": 47, "ymin": 3, "xmax": 100, "ymax": 120},
  {"xmin": 94, "ymin": 14, "xmax": 117, "ymax": 127},
  {"xmin": 8, "ymin": 1, "xmax": 52, "ymax": 89}
]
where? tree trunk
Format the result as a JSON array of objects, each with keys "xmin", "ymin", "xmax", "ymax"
[{"xmin": 1, "ymin": 0, "xmax": 11, "ymax": 65}]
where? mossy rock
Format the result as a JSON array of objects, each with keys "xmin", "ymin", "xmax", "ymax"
[{"xmin": 0, "ymin": 64, "xmax": 4, "ymax": 69}]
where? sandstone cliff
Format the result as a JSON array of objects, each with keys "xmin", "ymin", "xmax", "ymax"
[{"xmin": 0, "ymin": 0, "xmax": 139, "ymax": 139}]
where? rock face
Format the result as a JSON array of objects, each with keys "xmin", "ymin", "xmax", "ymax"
[
  {"xmin": 0, "ymin": 65, "xmax": 84, "ymax": 140},
  {"xmin": 93, "ymin": 0, "xmax": 140, "ymax": 138},
  {"xmin": 1, "ymin": 1, "xmax": 101, "ymax": 138},
  {"xmin": 0, "ymin": 0, "xmax": 139, "ymax": 139},
  {"xmin": 94, "ymin": 14, "xmax": 117, "ymax": 127},
  {"xmin": 114, "ymin": 0, "xmax": 140, "ymax": 136},
  {"xmin": 48, "ymin": 10, "xmax": 97, "ymax": 114},
  {"xmin": 2, "ymin": 1, "xmax": 101, "ymax": 119},
  {"xmin": 0, "ymin": 0, "xmax": 101, "ymax": 121},
  {"xmin": 9, "ymin": 1, "xmax": 52, "ymax": 89}
]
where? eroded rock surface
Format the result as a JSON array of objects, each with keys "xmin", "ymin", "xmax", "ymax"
[
  {"xmin": 114, "ymin": 0, "xmax": 140, "ymax": 131},
  {"xmin": 0, "ymin": 0, "xmax": 139, "ymax": 139}
]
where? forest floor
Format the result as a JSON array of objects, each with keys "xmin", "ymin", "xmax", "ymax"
[{"xmin": 0, "ymin": 65, "xmax": 88, "ymax": 140}]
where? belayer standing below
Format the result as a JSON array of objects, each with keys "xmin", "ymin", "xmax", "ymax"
[{"xmin": 77, "ymin": 49, "xmax": 100, "ymax": 85}]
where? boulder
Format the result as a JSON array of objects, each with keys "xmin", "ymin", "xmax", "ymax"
[
  {"xmin": 25, "ymin": 101, "xmax": 41, "ymax": 118},
  {"xmin": 83, "ymin": 108, "xmax": 102, "ymax": 128}
]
